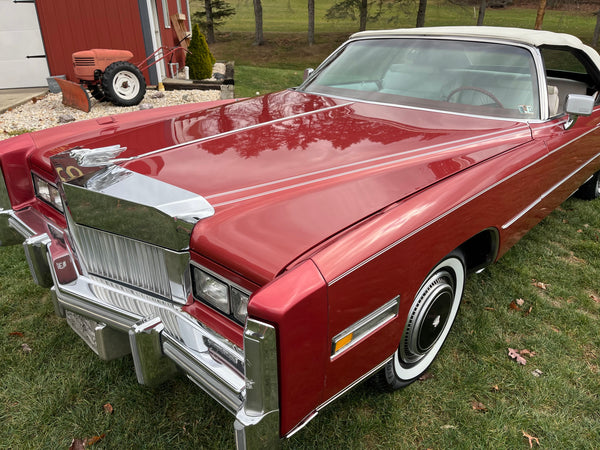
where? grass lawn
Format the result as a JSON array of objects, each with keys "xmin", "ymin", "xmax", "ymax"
[{"xmin": 2, "ymin": 1, "xmax": 600, "ymax": 448}]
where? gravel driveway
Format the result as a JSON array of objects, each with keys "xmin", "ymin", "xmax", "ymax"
[{"xmin": 0, "ymin": 88, "xmax": 221, "ymax": 141}]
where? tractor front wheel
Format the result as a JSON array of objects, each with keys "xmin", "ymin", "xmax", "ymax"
[{"xmin": 101, "ymin": 61, "xmax": 146, "ymax": 106}]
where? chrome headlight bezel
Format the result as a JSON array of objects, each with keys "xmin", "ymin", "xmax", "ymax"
[
  {"xmin": 191, "ymin": 264, "xmax": 251, "ymax": 325},
  {"xmin": 32, "ymin": 173, "xmax": 64, "ymax": 212}
]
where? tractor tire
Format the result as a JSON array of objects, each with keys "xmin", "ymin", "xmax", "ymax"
[{"xmin": 101, "ymin": 61, "xmax": 146, "ymax": 106}]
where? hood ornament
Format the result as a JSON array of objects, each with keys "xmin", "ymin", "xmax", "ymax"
[{"xmin": 69, "ymin": 144, "xmax": 127, "ymax": 167}]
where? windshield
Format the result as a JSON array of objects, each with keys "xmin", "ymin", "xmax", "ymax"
[{"xmin": 300, "ymin": 38, "xmax": 540, "ymax": 120}]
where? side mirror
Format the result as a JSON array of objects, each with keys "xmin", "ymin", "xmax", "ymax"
[
  {"xmin": 303, "ymin": 68, "xmax": 314, "ymax": 81},
  {"xmin": 564, "ymin": 94, "xmax": 595, "ymax": 129}
]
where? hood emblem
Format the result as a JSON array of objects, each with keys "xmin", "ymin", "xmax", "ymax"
[{"xmin": 69, "ymin": 145, "xmax": 127, "ymax": 167}]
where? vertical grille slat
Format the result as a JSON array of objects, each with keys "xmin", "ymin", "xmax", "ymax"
[{"xmin": 72, "ymin": 225, "xmax": 174, "ymax": 300}]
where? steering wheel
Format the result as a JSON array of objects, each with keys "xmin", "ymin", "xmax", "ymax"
[{"xmin": 446, "ymin": 86, "xmax": 504, "ymax": 108}]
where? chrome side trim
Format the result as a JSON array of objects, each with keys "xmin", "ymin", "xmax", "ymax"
[
  {"xmin": 331, "ymin": 296, "xmax": 399, "ymax": 358},
  {"xmin": 502, "ymin": 151, "xmax": 600, "ymax": 229}
]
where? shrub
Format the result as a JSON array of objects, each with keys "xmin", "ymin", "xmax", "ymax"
[{"xmin": 186, "ymin": 24, "xmax": 216, "ymax": 80}]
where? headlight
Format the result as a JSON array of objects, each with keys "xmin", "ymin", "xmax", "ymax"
[
  {"xmin": 33, "ymin": 174, "xmax": 64, "ymax": 212},
  {"xmin": 192, "ymin": 265, "xmax": 250, "ymax": 324}
]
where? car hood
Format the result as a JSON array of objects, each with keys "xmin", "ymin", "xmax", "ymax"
[{"xmin": 40, "ymin": 91, "xmax": 533, "ymax": 284}]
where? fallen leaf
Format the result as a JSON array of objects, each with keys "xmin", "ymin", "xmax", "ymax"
[
  {"xmin": 522, "ymin": 430, "xmax": 540, "ymax": 448},
  {"xmin": 418, "ymin": 372, "xmax": 434, "ymax": 381},
  {"xmin": 509, "ymin": 300, "xmax": 522, "ymax": 311},
  {"xmin": 551, "ymin": 326, "xmax": 560, "ymax": 333},
  {"xmin": 86, "ymin": 434, "xmax": 106, "ymax": 446},
  {"xmin": 577, "ymin": 229, "xmax": 583, "ymax": 233},
  {"xmin": 9, "ymin": 332, "xmax": 24, "ymax": 338},
  {"xmin": 471, "ymin": 401, "xmax": 487, "ymax": 412},
  {"xmin": 103, "ymin": 403, "xmax": 114, "ymax": 414},
  {"xmin": 441, "ymin": 424, "xmax": 457, "ymax": 430},
  {"xmin": 508, "ymin": 348, "xmax": 527, "ymax": 365},
  {"xmin": 590, "ymin": 293, "xmax": 600, "ymax": 304},
  {"xmin": 484, "ymin": 307, "xmax": 495, "ymax": 311},
  {"xmin": 531, "ymin": 369, "xmax": 543, "ymax": 377},
  {"xmin": 490, "ymin": 384, "xmax": 500, "ymax": 392},
  {"xmin": 524, "ymin": 306, "xmax": 533, "ymax": 316},
  {"xmin": 520, "ymin": 349, "xmax": 536, "ymax": 357},
  {"xmin": 532, "ymin": 281, "xmax": 549, "ymax": 290},
  {"xmin": 515, "ymin": 298, "xmax": 525, "ymax": 306},
  {"xmin": 21, "ymin": 343, "xmax": 32, "ymax": 353},
  {"xmin": 69, "ymin": 439, "xmax": 85, "ymax": 450}
]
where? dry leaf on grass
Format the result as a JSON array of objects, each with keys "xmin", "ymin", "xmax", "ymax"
[
  {"xmin": 532, "ymin": 280, "xmax": 549, "ymax": 290},
  {"xmin": 103, "ymin": 403, "xmax": 114, "ymax": 414},
  {"xmin": 85, "ymin": 434, "xmax": 106, "ymax": 446},
  {"xmin": 418, "ymin": 372, "xmax": 434, "ymax": 381},
  {"xmin": 471, "ymin": 401, "xmax": 488, "ymax": 412},
  {"xmin": 508, "ymin": 348, "xmax": 527, "ymax": 365},
  {"xmin": 69, "ymin": 439, "xmax": 85, "ymax": 450},
  {"xmin": 9, "ymin": 331, "xmax": 24, "ymax": 337},
  {"xmin": 522, "ymin": 430, "xmax": 540, "ymax": 448},
  {"xmin": 21, "ymin": 343, "xmax": 32, "ymax": 353}
]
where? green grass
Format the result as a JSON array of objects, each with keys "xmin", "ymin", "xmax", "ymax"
[{"xmin": 2, "ymin": 198, "xmax": 599, "ymax": 448}]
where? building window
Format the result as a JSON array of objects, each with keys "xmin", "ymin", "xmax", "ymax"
[{"xmin": 162, "ymin": 0, "xmax": 171, "ymax": 28}]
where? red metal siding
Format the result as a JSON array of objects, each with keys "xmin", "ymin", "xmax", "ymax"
[{"xmin": 35, "ymin": 0, "xmax": 149, "ymax": 83}]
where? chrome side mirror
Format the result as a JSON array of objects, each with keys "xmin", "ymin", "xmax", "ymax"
[
  {"xmin": 303, "ymin": 68, "xmax": 314, "ymax": 81},
  {"xmin": 564, "ymin": 94, "xmax": 595, "ymax": 129}
]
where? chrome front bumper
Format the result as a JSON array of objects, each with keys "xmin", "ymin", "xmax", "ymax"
[{"xmin": 1, "ymin": 206, "xmax": 280, "ymax": 449}]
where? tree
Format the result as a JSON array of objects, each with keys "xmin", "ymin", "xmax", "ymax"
[
  {"xmin": 534, "ymin": 0, "xmax": 546, "ymax": 30},
  {"xmin": 186, "ymin": 24, "xmax": 216, "ymax": 80},
  {"xmin": 308, "ymin": 0, "xmax": 315, "ymax": 45},
  {"xmin": 193, "ymin": 0, "xmax": 235, "ymax": 44},
  {"xmin": 477, "ymin": 0, "xmax": 486, "ymax": 26},
  {"xmin": 416, "ymin": 0, "xmax": 427, "ymax": 27},
  {"xmin": 325, "ymin": 0, "xmax": 384, "ymax": 32},
  {"xmin": 254, "ymin": 0, "xmax": 264, "ymax": 45}
]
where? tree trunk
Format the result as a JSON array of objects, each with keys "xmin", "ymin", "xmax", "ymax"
[
  {"xmin": 416, "ymin": 0, "xmax": 427, "ymax": 28},
  {"xmin": 359, "ymin": 0, "xmax": 368, "ymax": 31},
  {"xmin": 477, "ymin": 0, "xmax": 486, "ymax": 26},
  {"xmin": 594, "ymin": 11, "xmax": 600, "ymax": 47},
  {"xmin": 534, "ymin": 0, "xmax": 546, "ymax": 30},
  {"xmin": 308, "ymin": 0, "xmax": 315, "ymax": 46},
  {"xmin": 253, "ymin": 0, "xmax": 264, "ymax": 45},
  {"xmin": 204, "ymin": 0, "xmax": 215, "ymax": 44}
]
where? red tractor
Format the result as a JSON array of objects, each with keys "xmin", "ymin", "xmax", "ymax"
[{"xmin": 72, "ymin": 49, "xmax": 147, "ymax": 106}]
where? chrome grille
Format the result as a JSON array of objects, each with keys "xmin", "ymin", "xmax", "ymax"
[
  {"xmin": 72, "ymin": 224, "xmax": 173, "ymax": 300},
  {"xmin": 74, "ymin": 57, "xmax": 95, "ymax": 66}
]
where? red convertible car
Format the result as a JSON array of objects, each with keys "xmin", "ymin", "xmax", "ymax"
[{"xmin": 1, "ymin": 26, "xmax": 600, "ymax": 447}]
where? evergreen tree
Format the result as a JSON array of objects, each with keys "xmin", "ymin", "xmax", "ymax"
[
  {"xmin": 193, "ymin": 0, "xmax": 236, "ymax": 44},
  {"xmin": 186, "ymin": 24, "xmax": 215, "ymax": 80}
]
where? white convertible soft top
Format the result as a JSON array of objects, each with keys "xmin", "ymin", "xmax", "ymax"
[{"xmin": 351, "ymin": 26, "xmax": 600, "ymax": 69}]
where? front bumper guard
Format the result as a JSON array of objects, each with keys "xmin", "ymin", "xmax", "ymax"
[{"xmin": 4, "ymin": 206, "xmax": 280, "ymax": 449}]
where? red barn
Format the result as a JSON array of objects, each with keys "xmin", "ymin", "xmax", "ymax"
[{"xmin": 0, "ymin": 0, "xmax": 192, "ymax": 89}]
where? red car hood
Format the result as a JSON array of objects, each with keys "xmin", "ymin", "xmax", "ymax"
[{"xmin": 35, "ymin": 91, "xmax": 533, "ymax": 284}]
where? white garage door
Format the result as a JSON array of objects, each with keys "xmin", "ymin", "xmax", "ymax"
[{"xmin": 0, "ymin": 0, "xmax": 49, "ymax": 89}]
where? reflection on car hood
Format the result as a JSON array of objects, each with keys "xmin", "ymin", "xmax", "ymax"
[{"xmin": 37, "ymin": 90, "xmax": 533, "ymax": 284}]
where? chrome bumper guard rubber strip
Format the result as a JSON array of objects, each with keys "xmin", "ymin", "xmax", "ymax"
[{"xmin": 5, "ymin": 207, "xmax": 281, "ymax": 449}]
